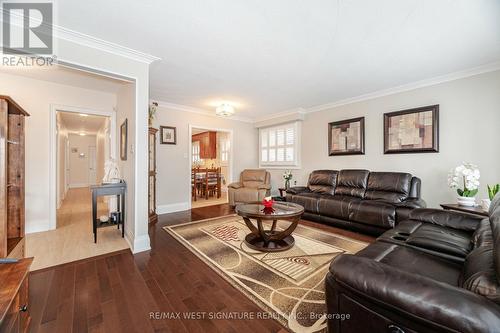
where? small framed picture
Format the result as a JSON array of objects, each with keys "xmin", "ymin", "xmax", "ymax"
[
  {"xmin": 328, "ymin": 117, "xmax": 365, "ymax": 155},
  {"xmin": 160, "ymin": 126, "xmax": 177, "ymax": 145},
  {"xmin": 384, "ymin": 105, "xmax": 439, "ymax": 154},
  {"xmin": 120, "ymin": 119, "xmax": 128, "ymax": 160}
]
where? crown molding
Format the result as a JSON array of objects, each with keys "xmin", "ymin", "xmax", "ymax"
[
  {"xmin": 154, "ymin": 100, "xmax": 254, "ymax": 123},
  {"xmin": 0, "ymin": 7, "xmax": 160, "ymax": 64},
  {"xmin": 306, "ymin": 61, "xmax": 500, "ymax": 114},
  {"xmin": 55, "ymin": 26, "xmax": 161, "ymax": 65},
  {"xmin": 253, "ymin": 108, "xmax": 306, "ymax": 123}
]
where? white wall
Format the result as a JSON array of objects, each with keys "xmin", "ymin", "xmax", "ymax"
[
  {"xmin": 116, "ymin": 83, "xmax": 136, "ymax": 242},
  {"xmin": 68, "ymin": 133, "xmax": 97, "ymax": 187},
  {"xmin": 0, "ymin": 72, "xmax": 117, "ymax": 233},
  {"xmin": 96, "ymin": 118, "xmax": 110, "ymax": 183},
  {"xmin": 267, "ymin": 70, "xmax": 500, "ymax": 208},
  {"xmin": 153, "ymin": 106, "xmax": 258, "ymax": 213},
  {"xmin": 56, "ymin": 114, "xmax": 68, "ymax": 208}
]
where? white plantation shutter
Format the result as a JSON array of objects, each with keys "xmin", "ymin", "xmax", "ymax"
[{"xmin": 259, "ymin": 122, "xmax": 300, "ymax": 167}]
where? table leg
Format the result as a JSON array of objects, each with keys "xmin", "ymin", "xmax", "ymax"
[
  {"xmin": 92, "ymin": 191, "xmax": 97, "ymax": 243},
  {"xmin": 121, "ymin": 192, "xmax": 125, "ymax": 238},
  {"xmin": 117, "ymin": 195, "xmax": 120, "ymax": 229},
  {"xmin": 270, "ymin": 219, "xmax": 277, "ymax": 232}
]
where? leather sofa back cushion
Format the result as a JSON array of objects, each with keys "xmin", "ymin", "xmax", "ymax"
[
  {"xmin": 335, "ymin": 169, "xmax": 369, "ymax": 198},
  {"xmin": 308, "ymin": 170, "xmax": 338, "ymax": 195},
  {"xmin": 365, "ymin": 172, "xmax": 412, "ymax": 202},
  {"xmin": 461, "ymin": 245, "xmax": 500, "ymax": 304},
  {"xmin": 241, "ymin": 169, "xmax": 268, "ymax": 188},
  {"xmin": 490, "ymin": 202, "xmax": 500, "ymax": 279}
]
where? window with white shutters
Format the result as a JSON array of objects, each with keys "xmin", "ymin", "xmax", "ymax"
[
  {"xmin": 259, "ymin": 122, "xmax": 300, "ymax": 167},
  {"xmin": 192, "ymin": 141, "xmax": 201, "ymax": 162}
]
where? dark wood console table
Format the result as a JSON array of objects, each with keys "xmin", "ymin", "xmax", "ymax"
[
  {"xmin": 440, "ymin": 203, "xmax": 488, "ymax": 217},
  {"xmin": 90, "ymin": 181, "xmax": 126, "ymax": 243}
]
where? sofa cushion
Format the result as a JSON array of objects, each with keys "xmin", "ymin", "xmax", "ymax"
[
  {"xmin": 356, "ymin": 242, "xmax": 462, "ymax": 286},
  {"xmin": 365, "ymin": 172, "xmax": 412, "ymax": 202},
  {"xmin": 348, "ymin": 200, "xmax": 397, "ymax": 229},
  {"xmin": 490, "ymin": 199, "xmax": 500, "ymax": 281},
  {"xmin": 241, "ymin": 169, "xmax": 268, "ymax": 188},
  {"xmin": 472, "ymin": 218, "xmax": 493, "ymax": 248},
  {"xmin": 288, "ymin": 192, "xmax": 322, "ymax": 214},
  {"xmin": 308, "ymin": 170, "xmax": 338, "ymax": 195},
  {"xmin": 335, "ymin": 169, "xmax": 369, "ymax": 198},
  {"xmin": 461, "ymin": 245, "xmax": 500, "ymax": 304},
  {"xmin": 318, "ymin": 196, "xmax": 361, "ymax": 220},
  {"xmin": 405, "ymin": 224, "xmax": 473, "ymax": 258}
]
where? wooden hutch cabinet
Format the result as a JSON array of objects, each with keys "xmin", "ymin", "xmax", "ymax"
[
  {"xmin": 192, "ymin": 131, "xmax": 216, "ymax": 159},
  {"xmin": 0, "ymin": 96, "xmax": 29, "ymax": 259},
  {"xmin": 148, "ymin": 127, "xmax": 158, "ymax": 224},
  {"xmin": 0, "ymin": 96, "xmax": 31, "ymax": 333}
]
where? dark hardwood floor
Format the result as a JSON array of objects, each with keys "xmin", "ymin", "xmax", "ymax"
[{"xmin": 29, "ymin": 204, "xmax": 374, "ymax": 333}]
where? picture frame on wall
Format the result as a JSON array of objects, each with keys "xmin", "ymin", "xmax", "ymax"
[
  {"xmin": 160, "ymin": 126, "xmax": 177, "ymax": 145},
  {"xmin": 120, "ymin": 119, "xmax": 128, "ymax": 160},
  {"xmin": 384, "ymin": 105, "xmax": 439, "ymax": 154},
  {"xmin": 328, "ymin": 117, "xmax": 365, "ymax": 155}
]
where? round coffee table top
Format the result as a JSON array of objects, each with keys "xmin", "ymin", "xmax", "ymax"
[{"xmin": 235, "ymin": 202, "xmax": 304, "ymax": 219}]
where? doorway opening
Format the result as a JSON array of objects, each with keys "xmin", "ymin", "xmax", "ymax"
[
  {"xmin": 189, "ymin": 126, "xmax": 233, "ymax": 209},
  {"xmin": 56, "ymin": 111, "xmax": 110, "ymax": 225}
]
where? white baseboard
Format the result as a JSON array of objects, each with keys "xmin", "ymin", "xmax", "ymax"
[
  {"xmin": 125, "ymin": 230, "xmax": 151, "ymax": 254},
  {"xmin": 69, "ymin": 183, "xmax": 89, "ymax": 188},
  {"xmin": 157, "ymin": 202, "xmax": 190, "ymax": 214}
]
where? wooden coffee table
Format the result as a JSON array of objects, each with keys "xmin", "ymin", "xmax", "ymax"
[{"xmin": 235, "ymin": 202, "xmax": 304, "ymax": 252}]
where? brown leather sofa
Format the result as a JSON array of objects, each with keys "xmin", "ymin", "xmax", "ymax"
[
  {"xmin": 286, "ymin": 170, "xmax": 425, "ymax": 235},
  {"xmin": 325, "ymin": 193, "xmax": 500, "ymax": 333},
  {"xmin": 228, "ymin": 169, "xmax": 271, "ymax": 206}
]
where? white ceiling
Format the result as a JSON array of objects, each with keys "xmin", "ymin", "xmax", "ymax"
[
  {"xmin": 58, "ymin": 111, "xmax": 108, "ymax": 135},
  {"xmin": 56, "ymin": 0, "xmax": 500, "ymax": 119}
]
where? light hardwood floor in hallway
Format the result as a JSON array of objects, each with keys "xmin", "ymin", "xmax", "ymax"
[{"xmin": 26, "ymin": 187, "xmax": 129, "ymax": 271}]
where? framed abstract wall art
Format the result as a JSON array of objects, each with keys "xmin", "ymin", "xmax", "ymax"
[
  {"xmin": 384, "ymin": 105, "xmax": 439, "ymax": 154},
  {"xmin": 328, "ymin": 117, "xmax": 365, "ymax": 155}
]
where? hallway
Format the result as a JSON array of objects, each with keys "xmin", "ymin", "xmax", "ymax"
[{"xmin": 26, "ymin": 187, "xmax": 129, "ymax": 271}]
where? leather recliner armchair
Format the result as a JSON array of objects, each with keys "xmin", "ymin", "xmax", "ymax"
[{"xmin": 228, "ymin": 169, "xmax": 271, "ymax": 206}]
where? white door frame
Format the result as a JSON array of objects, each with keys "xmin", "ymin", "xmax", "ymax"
[
  {"xmin": 188, "ymin": 125, "xmax": 234, "ymax": 209},
  {"xmin": 49, "ymin": 104, "xmax": 116, "ymax": 230}
]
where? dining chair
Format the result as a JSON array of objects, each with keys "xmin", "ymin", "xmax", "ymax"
[{"xmin": 191, "ymin": 167, "xmax": 199, "ymax": 201}]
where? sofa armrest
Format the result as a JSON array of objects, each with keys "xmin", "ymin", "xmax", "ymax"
[
  {"xmin": 228, "ymin": 182, "xmax": 243, "ymax": 189},
  {"xmin": 409, "ymin": 208, "xmax": 483, "ymax": 232},
  {"xmin": 285, "ymin": 186, "xmax": 309, "ymax": 195},
  {"xmin": 258, "ymin": 184, "xmax": 271, "ymax": 190},
  {"xmin": 395, "ymin": 198, "xmax": 427, "ymax": 209},
  {"xmin": 328, "ymin": 254, "xmax": 500, "ymax": 333}
]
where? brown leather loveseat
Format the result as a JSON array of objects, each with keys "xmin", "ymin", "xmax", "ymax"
[
  {"xmin": 325, "ymin": 193, "xmax": 500, "ymax": 333},
  {"xmin": 228, "ymin": 169, "xmax": 271, "ymax": 206},
  {"xmin": 286, "ymin": 170, "xmax": 425, "ymax": 235}
]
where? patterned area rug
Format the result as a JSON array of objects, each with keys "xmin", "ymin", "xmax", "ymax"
[{"xmin": 164, "ymin": 215, "xmax": 367, "ymax": 332}]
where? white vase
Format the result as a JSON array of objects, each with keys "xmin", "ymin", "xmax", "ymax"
[{"xmin": 457, "ymin": 196, "xmax": 476, "ymax": 207}]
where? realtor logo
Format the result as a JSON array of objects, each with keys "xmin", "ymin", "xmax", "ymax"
[{"xmin": 2, "ymin": 2, "xmax": 53, "ymax": 55}]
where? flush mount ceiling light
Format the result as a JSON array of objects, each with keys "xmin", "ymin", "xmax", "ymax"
[
  {"xmin": 215, "ymin": 103, "xmax": 235, "ymax": 117},
  {"xmin": 79, "ymin": 132, "xmax": 86, "ymax": 136}
]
